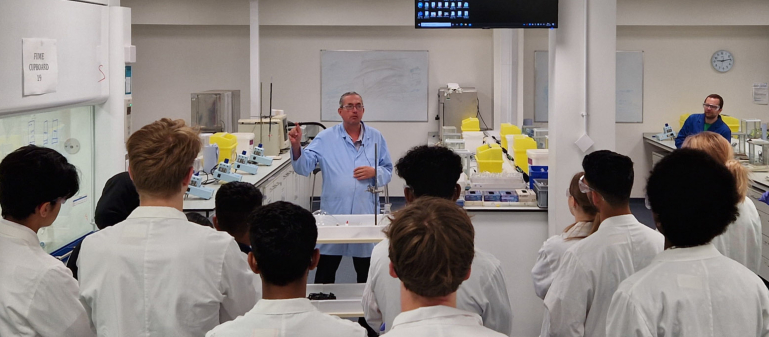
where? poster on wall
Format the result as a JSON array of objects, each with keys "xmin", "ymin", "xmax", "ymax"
[{"xmin": 22, "ymin": 38, "xmax": 58, "ymax": 96}]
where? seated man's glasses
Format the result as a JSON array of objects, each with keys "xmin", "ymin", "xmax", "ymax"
[{"xmin": 342, "ymin": 104, "xmax": 364, "ymax": 111}]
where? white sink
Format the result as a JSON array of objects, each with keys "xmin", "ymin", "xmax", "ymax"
[{"xmin": 315, "ymin": 214, "xmax": 389, "ymax": 243}]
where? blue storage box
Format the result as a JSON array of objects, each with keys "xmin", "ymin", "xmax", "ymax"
[
  {"xmin": 483, "ymin": 191, "xmax": 501, "ymax": 202},
  {"xmin": 465, "ymin": 190, "xmax": 483, "ymax": 202},
  {"xmin": 529, "ymin": 165, "xmax": 548, "ymax": 189}
]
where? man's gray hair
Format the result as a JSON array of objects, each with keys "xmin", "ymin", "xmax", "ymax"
[{"xmin": 339, "ymin": 92, "xmax": 363, "ymax": 108}]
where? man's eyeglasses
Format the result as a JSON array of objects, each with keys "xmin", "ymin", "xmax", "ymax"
[
  {"xmin": 703, "ymin": 103, "xmax": 720, "ymax": 110},
  {"xmin": 341, "ymin": 104, "xmax": 364, "ymax": 111}
]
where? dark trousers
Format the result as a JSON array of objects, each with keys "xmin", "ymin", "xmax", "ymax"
[
  {"xmin": 313, "ymin": 254, "xmax": 371, "ymax": 284},
  {"xmin": 314, "ymin": 255, "xmax": 377, "ymax": 336}
]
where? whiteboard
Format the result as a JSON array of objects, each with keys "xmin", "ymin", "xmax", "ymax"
[
  {"xmin": 321, "ymin": 50, "xmax": 429, "ymax": 122},
  {"xmin": 534, "ymin": 51, "xmax": 644, "ymax": 123}
]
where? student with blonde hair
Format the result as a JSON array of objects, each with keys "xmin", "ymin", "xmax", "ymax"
[
  {"xmin": 383, "ymin": 197, "xmax": 506, "ymax": 337},
  {"xmin": 683, "ymin": 130, "xmax": 761, "ymax": 273},
  {"xmin": 78, "ymin": 118, "xmax": 256, "ymax": 337},
  {"xmin": 531, "ymin": 172, "xmax": 599, "ymax": 300}
]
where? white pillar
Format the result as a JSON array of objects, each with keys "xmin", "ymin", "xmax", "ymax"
[
  {"xmin": 93, "ymin": 6, "xmax": 129, "ymax": 202},
  {"xmin": 492, "ymin": 29, "xmax": 523, "ymax": 127},
  {"xmin": 547, "ymin": 0, "xmax": 616, "ymax": 235},
  {"xmin": 249, "ymin": 0, "xmax": 260, "ymax": 118}
]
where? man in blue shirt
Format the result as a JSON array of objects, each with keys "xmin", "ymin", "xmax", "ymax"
[
  {"xmin": 289, "ymin": 91, "xmax": 393, "ymax": 285},
  {"xmin": 675, "ymin": 94, "xmax": 731, "ymax": 148}
]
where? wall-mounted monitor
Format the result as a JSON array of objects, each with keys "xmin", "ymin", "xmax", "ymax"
[{"xmin": 415, "ymin": 0, "xmax": 558, "ymax": 29}]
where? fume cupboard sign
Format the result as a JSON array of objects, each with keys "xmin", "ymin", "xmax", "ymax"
[{"xmin": 22, "ymin": 38, "xmax": 58, "ymax": 96}]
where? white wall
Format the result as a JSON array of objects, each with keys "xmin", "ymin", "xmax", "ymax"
[
  {"xmin": 524, "ymin": 26, "xmax": 769, "ymax": 197},
  {"xmin": 130, "ymin": 25, "xmax": 251, "ymax": 129}
]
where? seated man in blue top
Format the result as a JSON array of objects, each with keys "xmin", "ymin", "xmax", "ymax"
[
  {"xmin": 289, "ymin": 91, "xmax": 393, "ymax": 286},
  {"xmin": 675, "ymin": 94, "xmax": 731, "ymax": 148}
]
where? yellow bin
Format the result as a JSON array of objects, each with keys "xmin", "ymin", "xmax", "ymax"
[
  {"xmin": 461, "ymin": 117, "xmax": 480, "ymax": 132},
  {"xmin": 476, "ymin": 144, "xmax": 503, "ymax": 173},
  {"xmin": 499, "ymin": 123, "xmax": 522, "ymax": 150},
  {"xmin": 210, "ymin": 132, "xmax": 238, "ymax": 164},
  {"xmin": 512, "ymin": 135, "xmax": 537, "ymax": 173}
]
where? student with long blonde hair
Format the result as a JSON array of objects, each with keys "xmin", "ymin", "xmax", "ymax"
[
  {"xmin": 531, "ymin": 172, "xmax": 600, "ymax": 300},
  {"xmin": 683, "ymin": 131, "xmax": 761, "ymax": 273}
]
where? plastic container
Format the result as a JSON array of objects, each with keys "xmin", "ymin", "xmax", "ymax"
[
  {"xmin": 462, "ymin": 131, "xmax": 485, "ymax": 154},
  {"xmin": 527, "ymin": 149, "xmax": 549, "ymax": 167},
  {"xmin": 512, "ymin": 135, "xmax": 537, "ymax": 173},
  {"xmin": 500, "ymin": 123, "xmax": 522, "ymax": 150},
  {"xmin": 476, "ymin": 144, "xmax": 503, "ymax": 173},
  {"xmin": 232, "ymin": 132, "xmax": 255, "ymax": 158},
  {"xmin": 445, "ymin": 139, "xmax": 466, "ymax": 150},
  {"xmin": 529, "ymin": 165, "xmax": 548, "ymax": 189},
  {"xmin": 209, "ymin": 132, "xmax": 238, "ymax": 164},
  {"xmin": 533, "ymin": 179, "xmax": 548, "ymax": 208},
  {"xmin": 461, "ymin": 117, "xmax": 481, "ymax": 132}
]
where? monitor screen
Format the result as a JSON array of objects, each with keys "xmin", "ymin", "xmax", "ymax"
[{"xmin": 415, "ymin": 0, "xmax": 558, "ymax": 29}]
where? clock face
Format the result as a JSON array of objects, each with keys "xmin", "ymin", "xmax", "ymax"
[{"xmin": 712, "ymin": 50, "xmax": 734, "ymax": 72}]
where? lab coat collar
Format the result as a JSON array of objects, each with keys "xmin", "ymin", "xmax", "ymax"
[
  {"xmin": 338, "ymin": 122, "xmax": 368, "ymax": 144},
  {"xmin": 126, "ymin": 206, "xmax": 188, "ymax": 221},
  {"xmin": 250, "ymin": 298, "xmax": 317, "ymax": 315},
  {"xmin": 392, "ymin": 305, "xmax": 483, "ymax": 327},
  {"xmin": 595, "ymin": 214, "xmax": 640, "ymax": 230},
  {"xmin": 653, "ymin": 243, "xmax": 722, "ymax": 262},
  {"xmin": 0, "ymin": 218, "xmax": 40, "ymax": 248}
]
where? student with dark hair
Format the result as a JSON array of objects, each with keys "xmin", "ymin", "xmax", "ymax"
[
  {"xmin": 383, "ymin": 197, "xmax": 505, "ymax": 337},
  {"xmin": 214, "ymin": 181, "xmax": 263, "ymax": 254},
  {"xmin": 185, "ymin": 212, "xmax": 213, "ymax": 227},
  {"xmin": 364, "ymin": 145, "xmax": 513, "ymax": 335},
  {"xmin": 532, "ymin": 171, "xmax": 600, "ymax": 300},
  {"xmin": 78, "ymin": 119, "xmax": 256, "ymax": 336},
  {"xmin": 542, "ymin": 150, "xmax": 663, "ymax": 337},
  {"xmin": 206, "ymin": 201, "xmax": 366, "ymax": 337},
  {"xmin": 0, "ymin": 145, "xmax": 94, "ymax": 337},
  {"xmin": 607, "ymin": 149, "xmax": 769, "ymax": 336},
  {"xmin": 66, "ymin": 171, "xmax": 140, "ymax": 279}
]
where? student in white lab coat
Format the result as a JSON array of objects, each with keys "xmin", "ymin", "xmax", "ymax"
[
  {"xmin": 78, "ymin": 119, "xmax": 257, "ymax": 337},
  {"xmin": 683, "ymin": 131, "xmax": 762, "ymax": 273},
  {"xmin": 607, "ymin": 149, "xmax": 769, "ymax": 336},
  {"xmin": 206, "ymin": 201, "xmax": 366, "ymax": 337},
  {"xmin": 383, "ymin": 197, "xmax": 506, "ymax": 337},
  {"xmin": 531, "ymin": 171, "xmax": 599, "ymax": 300},
  {"xmin": 363, "ymin": 145, "xmax": 512, "ymax": 335},
  {"xmin": 213, "ymin": 181, "xmax": 263, "ymax": 255},
  {"xmin": 542, "ymin": 150, "xmax": 664, "ymax": 337},
  {"xmin": 0, "ymin": 145, "xmax": 94, "ymax": 337}
]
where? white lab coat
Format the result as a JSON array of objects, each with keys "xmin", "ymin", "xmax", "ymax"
[
  {"xmin": 542, "ymin": 214, "xmax": 664, "ymax": 337},
  {"xmin": 531, "ymin": 222, "xmax": 593, "ymax": 300},
  {"xmin": 711, "ymin": 198, "xmax": 762, "ymax": 273},
  {"xmin": 607, "ymin": 243, "xmax": 769, "ymax": 337},
  {"xmin": 386, "ymin": 305, "xmax": 507, "ymax": 337},
  {"xmin": 363, "ymin": 239, "xmax": 513, "ymax": 335},
  {"xmin": 205, "ymin": 298, "xmax": 366, "ymax": 337},
  {"xmin": 78, "ymin": 206, "xmax": 257, "ymax": 337},
  {"xmin": 0, "ymin": 219, "xmax": 94, "ymax": 337}
]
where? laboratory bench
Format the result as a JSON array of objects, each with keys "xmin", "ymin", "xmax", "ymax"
[
  {"xmin": 183, "ymin": 155, "xmax": 313, "ymax": 216},
  {"xmin": 643, "ymin": 133, "xmax": 769, "ymax": 281}
]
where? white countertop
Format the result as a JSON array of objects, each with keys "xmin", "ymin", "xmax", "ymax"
[{"xmin": 183, "ymin": 155, "xmax": 292, "ymax": 211}]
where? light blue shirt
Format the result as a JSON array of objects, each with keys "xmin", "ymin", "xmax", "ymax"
[{"xmin": 292, "ymin": 122, "xmax": 393, "ymax": 257}]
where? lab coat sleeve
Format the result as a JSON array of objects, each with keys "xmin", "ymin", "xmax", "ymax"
[
  {"xmin": 481, "ymin": 263, "xmax": 514, "ymax": 336},
  {"xmin": 218, "ymin": 241, "xmax": 258, "ymax": 322},
  {"xmin": 376, "ymin": 136, "xmax": 393, "ymax": 187},
  {"xmin": 532, "ymin": 240, "xmax": 556, "ymax": 300},
  {"xmin": 674, "ymin": 116, "xmax": 693, "ymax": 148},
  {"xmin": 291, "ymin": 135, "xmax": 322, "ymax": 177},
  {"xmin": 362, "ymin": 275, "xmax": 383, "ymax": 331},
  {"xmin": 28, "ymin": 267, "xmax": 95, "ymax": 337},
  {"xmin": 542, "ymin": 251, "xmax": 591, "ymax": 337},
  {"xmin": 605, "ymin": 290, "xmax": 654, "ymax": 337}
]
